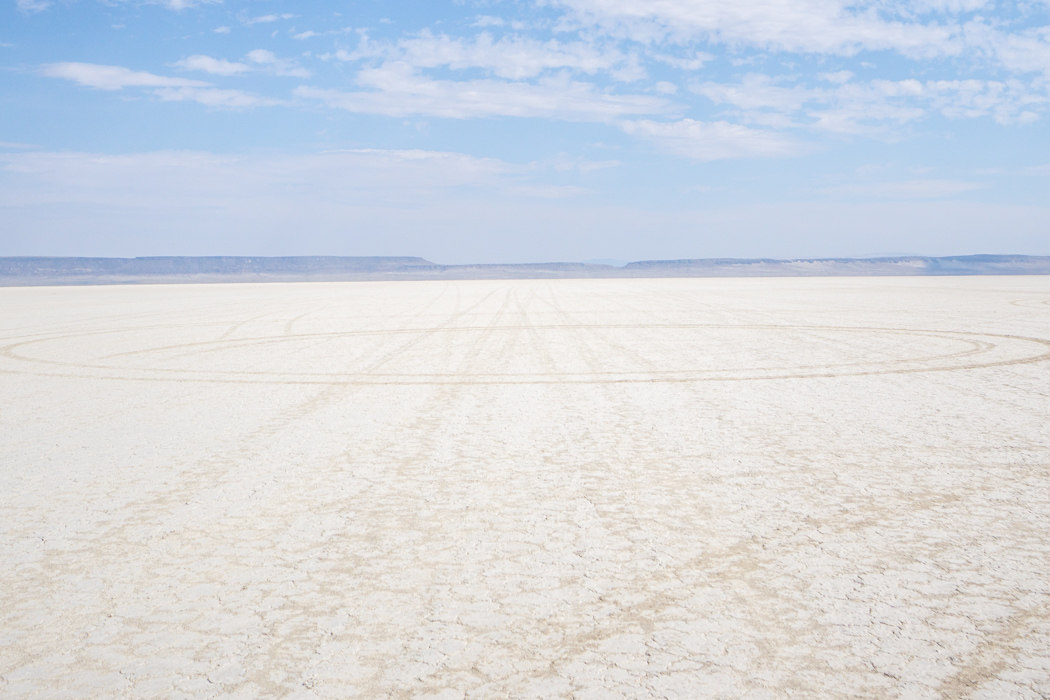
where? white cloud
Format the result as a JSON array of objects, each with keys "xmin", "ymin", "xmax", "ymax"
[
  {"xmin": 620, "ymin": 118, "xmax": 805, "ymax": 160},
  {"xmin": 819, "ymin": 179, "xmax": 985, "ymax": 198},
  {"xmin": 903, "ymin": 0, "xmax": 992, "ymax": 12},
  {"xmin": 548, "ymin": 0, "xmax": 964, "ymax": 57},
  {"xmin": 650, "ymin": 51, "xmax": 714, "ymax": 70},
  {"xmin": 245, "ymin": 49, "xmax": 312, "ymax": 77},
  {"xmin": 16, "ymin": 0, "xmax": 50, "ymax": 11},
  {"xmin": 961, "ymin": 21, "xmax": 1050, "ymax": 75},
  {"xmin": 213, "ymin": 26, "xmax": 231, "ymax": 34},
  {"xmin": 175, "ymin": 55, "xmax": 250, "ymax": 76},
  {"xmin": 126, "ymin": 0, "xmax": 222, "ymax": 9},
  {"xmin": 473, "ymin": 16, "xmax": 506, "ymax": 28},
  {"xmin": 246, "ymin": 50, "xmax": 272, "ymax": 63},
  {"xmin": 41, "ymin": 62, "xmax": 210, "ymax": 91},
  {"xmin": 805, "ymin": 82, "xmax": 929, "ymax": 133},
  {"xmin": 296, "ymin": 62, "xmax": 671, "ymax": 121},
  {"xmin": 693, "ymin": 74, "xmax": 814, "ymax": 114},
  {"xmin": 331, "ymin": 30, "xmax": 637, "ymax": 81},
  {"xmin": 173, "ymin": 51, "xmax": 311, "ymax": 78},
  {"xmin": 244, "ymin": 13, "xmax": 296, "ymax": 26},
  {"xmin": 40, "ymin": 62, "xmax": 277, "ymax": 108},
  {"xmin": 153, "ymin": 87, "xmax": 282, "ymax": 108},
  {"xmin": 922, "ymin": 78, "xmax": 1048, "ymax": 124},
  {"xmin": 548, "ymin": 0, "xmax": 1050, "ymax": 78},
  {"xmin": 691, "ymin": 73, "xmax": 1048, "ymax": 133},
  {"xmin": 819, "ymin": 70, "xmax": 854, "ymax": 83},
  {"xmin": 293, "ymin": 26, "xmax": 353, "ymax": 40}
]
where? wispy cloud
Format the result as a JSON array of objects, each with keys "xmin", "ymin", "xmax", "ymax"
[
  {"xmin": 293, "ymin": 27, "xmax": 354, "ymax": 40},
  {"xmin": 297, "ymin": 62, "xmax": 671, "ymax": 121},
  {"xmin": 819, "ymin": 70, "xmax": 854, "ymax": 84},
  {"xmin": 41, "ymin": 63, "xmax": 210, "ymax": 91},
  {"xmin": 16, "ymin": 0, "xmax": 51, "ymax": 12},
  {"xmin": 620, "ymin": 118, "xmax": 806, "ymax": 160},
  {"xmin": 550, "ymin": 0, "xmax": 1050, "ymax": 80},
  {"xmin": 690, "ymin": 73, "xmax": 1048, "ymax": 134},
  {"xmin": 549, "ymin": 0, "xmax": 965, "ymax": 57},
  {"xmin": 174, "ymin": 55, "xmax": 250, "ymax": 77},
  {"xmin": 243, "ymin": 13, "xmax": 296, "ymax": 26},
  {"xmin": 19, "ymin": 0, "xmax": 1050, "ymax": 180},
  {"xmin": 134, "ymin": 0, "xmax": 222, "ymax": 10},
  {"xmin": 174, "ymin": 51, "xmax": 311, "ymax": 78},
  {"xmin": 154, "ymin": 87, "xmax": 282, "ymax": 108},
  {"xmin": 40, "ymin": 62, "xmax": 277, "ymax": 108},
  {"xmin": 328, "ymin": 30, "xmax": 642, "ymax": 81},
  {"xmin": 650, "ymin": 51, "xmax": 714, "ymax": 71},
  {"xmin": 162, "ymin": 0, "xmax": 209, "ymax": 9},
  {"xmin": 244, "ymin": 49, "xmax": 311, "ymax": 78},
  {"xmin": 473, "ymin": 16, "xmax": 506, "ymax": 28}
]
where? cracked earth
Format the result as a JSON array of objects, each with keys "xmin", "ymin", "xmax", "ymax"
[{"xmin": 1, "ymin": 276, "xmax": 1049, "ymax": 698}]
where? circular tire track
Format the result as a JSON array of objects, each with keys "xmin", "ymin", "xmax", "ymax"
[
  {"xmin": 1010, "ymin": 298, "xmax": 1050, "ymax": 309},
  {"xmin": 2, "ymin": 324, "xmax": 1049, "ymax": 384}
]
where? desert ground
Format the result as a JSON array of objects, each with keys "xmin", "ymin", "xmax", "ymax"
[{"xmin": 1, "ymin": 276, "xmax": 1049, "ymax": 699}]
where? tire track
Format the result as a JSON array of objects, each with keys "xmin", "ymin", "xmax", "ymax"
[{"xmin": 3, "ymin": 325, "xmax": 1046, "ymax": 384}]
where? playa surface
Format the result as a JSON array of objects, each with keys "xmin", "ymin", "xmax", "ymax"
[{"xmin": 1, "ymin": 277, "xmax": 1049, "ymax": 699}]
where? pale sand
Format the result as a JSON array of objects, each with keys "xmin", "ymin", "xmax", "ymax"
[{"xmin": 1, "ymin": 277, "xmax": 1049, "ymax": 699}]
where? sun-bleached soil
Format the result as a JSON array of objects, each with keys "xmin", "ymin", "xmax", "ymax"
[{"xmin": 1, "ymin": 277, "xmax": 1049, "ymax": 699}]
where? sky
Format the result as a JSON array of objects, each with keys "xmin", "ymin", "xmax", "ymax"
[{"xmin": 2, "ymin": 0, "xmax": 1050, "ymax": 263}]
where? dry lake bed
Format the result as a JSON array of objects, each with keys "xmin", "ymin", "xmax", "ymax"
[{"xmin": 1, "ymin": 276, "xmax": 1049, "ymax": 699}]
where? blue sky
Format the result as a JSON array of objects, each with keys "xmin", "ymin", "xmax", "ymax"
[{"xmin": 2, "ymin": 0, "xmax": 1049, "ymax": 263}]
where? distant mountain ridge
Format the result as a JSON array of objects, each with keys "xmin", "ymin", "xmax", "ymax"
[
  {"xmin": 0, "ymin": 256, "xmax": 434, "ymax": 277},
  {"xmin": 621, "ymin": 255, "xmax": 1050, "ymax": 276},
  {"xmin": 1, "ymin": 254, "xmax": 1049, "ymax": 285}
]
